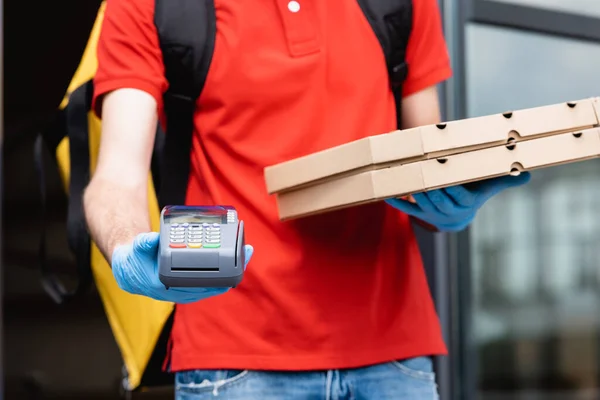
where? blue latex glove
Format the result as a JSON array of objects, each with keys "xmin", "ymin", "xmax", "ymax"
[
  {"xmin": 111, "ymin": 232, "xmax": 254, "ymax": 304},
  {"xmin": 386, "ymin": 172, "xmax": 531, "ymax": 232}
]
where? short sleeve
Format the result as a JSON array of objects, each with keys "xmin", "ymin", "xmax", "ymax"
[
  {"xmin": 93, "ymin": 0, "xmax": 168, "ymax": 117},
  {"xmin": 402, "ymin": 0, "xmax": 453, "ymax": 97}
]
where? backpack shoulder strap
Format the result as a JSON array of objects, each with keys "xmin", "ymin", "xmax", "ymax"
[
  {"xmin": 153, "ymin": 0, "xmax": 216, "ymax": 207},
  {"xmin": 34, "ymin": 80, "xmax": 94, "ymax": 304},
  {"xmin": 152, "ymin": 0, "xmax": 408, "ymax": 207},
  {"xmin": 355, "ymin": 0, "xmax": 413, "ymax": 128}
]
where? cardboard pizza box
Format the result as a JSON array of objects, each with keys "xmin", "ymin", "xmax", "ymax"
[
  {"xmin": 274, "ymin": 127, "xmax": 600, "ymax": 220},
  {"xmin": 264, "ymin": 97, "xmax": 600, "ymax": 195}
]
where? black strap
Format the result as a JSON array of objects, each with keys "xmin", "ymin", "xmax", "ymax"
[
  {"xmin": 34, "ymin": 131, "xmax": 68, "ymax": 304},
  {"xmin": 151, "ymin": 0, "xmax": 409, "ymax": 207},
  {"xmin": 355, "ymin": 0, "xmax": 413, "ymax": 128},
  {"xmin": 66, "ymin": 81, "xmax": 94, "ymax": 294},
  {"xmin": 153, "ymin": 0, "xmax": 216, "ymax": 208},
  {"xmin": 34, "ymin": 81, "xmax": 94, "ymax": 304},
  {"xmin": 150, "ymin": 124, "xmax": 166, "ymax": 197}
]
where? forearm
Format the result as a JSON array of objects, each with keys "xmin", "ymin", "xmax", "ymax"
[
  {"xmin": 83, "ymin": 176, "xmax": 151, "ymax": 264},
  {"xmin": 401, "ymin": 86, "xmax": 445, "ymax": 232},
  {"xmin": 84, "ymin": 88, "xmax": 160, "ymax": 263}
]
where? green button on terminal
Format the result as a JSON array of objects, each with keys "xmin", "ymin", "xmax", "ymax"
[{"xmin": 204, "ymin": 243, "xmax": 221, "ymax": 248}]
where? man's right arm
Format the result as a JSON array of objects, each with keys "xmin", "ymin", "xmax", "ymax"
[
  {"xmin": 83, "ymin": 88, "xmax": 158, "ymax": 264},
  {"xmin": 84, "ymin": 0, "xmax": 168, "ymax": 264},
  {"xmin": 80, "ymin": 0, "xmax": 254, "ymax": 301}
]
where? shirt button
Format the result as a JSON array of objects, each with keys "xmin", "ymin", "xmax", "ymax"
[{"xmin": 287, "ymin": 1, "xmax": 300, "ymax": 12}]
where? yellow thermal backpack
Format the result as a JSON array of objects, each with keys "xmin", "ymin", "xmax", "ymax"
[
  {"xmin": 33, "ymin": 0, "xmax": 414, "ymax": 393},
  {"xmin": 34, "ymin": 2, "xmax": 175, "ymax": 392}
]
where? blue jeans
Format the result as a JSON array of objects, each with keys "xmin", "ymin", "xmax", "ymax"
[{"xmin": 174, "ymin": 356, "xmax": 439, "ymax": 399}]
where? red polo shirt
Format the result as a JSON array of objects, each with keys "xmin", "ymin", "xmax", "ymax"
[{"xmin": 94, "ymin": 0, "xmax": 453, "ymax": 371}]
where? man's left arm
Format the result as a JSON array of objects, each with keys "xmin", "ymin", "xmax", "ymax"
[
  {"xmin": 394, "ymin": 0, "xmax": 452, "ymax": 230},
  {"xmin": 399, "ymin": 0, "xmax": 453, "ymax": 111},
  {"xmin": 387, "ymin": 0, "xmax": 531, "ymax": 232},
  {"xmin": 393, "ymin": 85, "xmax": 532, "ymax": 232},
  {"xmin": 401, "ymin": 86, "xmax": 445, "ymax": 232}
]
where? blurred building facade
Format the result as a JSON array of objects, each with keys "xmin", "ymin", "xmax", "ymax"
[{"xmin": 433, "ymin": 1, "xmax": 600, "ymax": 399}]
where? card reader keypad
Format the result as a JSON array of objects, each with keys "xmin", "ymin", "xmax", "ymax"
[{"xmin": 169, "ymin": 223, "xmax": 222, "ymax": 249}]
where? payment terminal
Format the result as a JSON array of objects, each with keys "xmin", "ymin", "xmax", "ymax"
[{"xmin": 158, "ymin": 205, "xmax": 246, "ymax": 288}]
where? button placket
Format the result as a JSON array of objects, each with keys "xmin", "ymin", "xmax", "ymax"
[{"xmin": 276, "ymin": 0, "xmax": 320, "ymax": 57}]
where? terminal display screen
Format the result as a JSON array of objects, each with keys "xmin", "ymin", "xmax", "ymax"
[
  {"xmin": 163, "ymin": 206, "xmax": 229, "ymax": 225},
  {"xmin": 167, "ymin": 214, "xmax": 224, "ymax": 224}
]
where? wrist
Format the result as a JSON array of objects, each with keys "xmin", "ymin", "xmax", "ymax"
[{"xmin": 107, "ymin": 232, "xmax": 141, "ymax": 265}]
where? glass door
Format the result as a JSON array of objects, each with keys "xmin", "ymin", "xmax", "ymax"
[{"xmin": 459, "ymin": 2, "xmax": 600, "ymax": 399}]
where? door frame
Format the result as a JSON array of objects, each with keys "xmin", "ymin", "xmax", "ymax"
[{"xmin": 434, "ymin": 1, "xmax": 600, "ymax": 400}]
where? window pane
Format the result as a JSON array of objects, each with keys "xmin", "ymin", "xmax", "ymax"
[
  {"xmin": 486, "ymin": 0, "xmax": 600, "ymax": 18},
  {"xmin": 465, "ymin": 22, "xmax": 600, "ymax": 400}
]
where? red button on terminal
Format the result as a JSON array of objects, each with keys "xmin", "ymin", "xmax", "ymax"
[{"xmin": 169, "ymin": 243, "xmax": 186, "ymax": 249}]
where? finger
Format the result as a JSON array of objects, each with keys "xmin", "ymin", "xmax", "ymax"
[
  {"xmin": 424, "ymin": 189, "xmax": 457, "ymax": 215},
  {"xmin": 411, "ymin": 192, "xmax": 438, "ymax": 214},
  {"xmin": 385, "ymin": 197, "xmax": 425, "ymax": 219},
  {"xmin": 504, "ymin": 171, "xmax": 531, "ymax": 186},
  {"xmin": 443, "ymin": 185, "xmax": 476, "ymax": 208},
  {"xmin": 476, "ymin": 172, "xmax": 532, "ymax": 204},
  {"xmin": 244, "ymin": 244, "xmax": 254, "ymax": 270},
  {"xmin": 482, "ymin": 171, "xmax": 531, "ymax": 191},
  {"xmin": 404, "ymin": 195, "xmax": 416, "ymax": 203}
]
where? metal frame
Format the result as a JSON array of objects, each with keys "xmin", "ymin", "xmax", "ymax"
[
  {"xmin": 1, "ymin": 0, "xmax": 5, "ymax": 394},
  {"xmin": 433, "ymin": 0, "xmax": 476, "ymax": 399},
  {"xmin": 424, "ymin": 2, "xmax": 473, "ymax": 400},
  {"xmin": 468, "ymin": 0, "xmax": 600, "ymax": 43},
  {"xmin": 444, "ymin": 1, "xmax": 600, "ymax": 400}
]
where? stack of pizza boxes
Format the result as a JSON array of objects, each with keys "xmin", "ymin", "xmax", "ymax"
[{"xmin": 264, "ymin": 97, "xmax": 600, "ymax": 221}]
